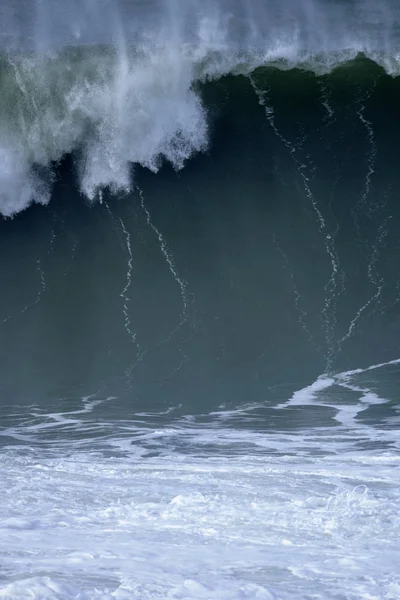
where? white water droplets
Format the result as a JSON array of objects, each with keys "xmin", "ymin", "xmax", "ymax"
[
  {"xmin": 137, "ymin": 186, "xmax": 190, "ymax": 329},
  {"xmin": 62, "ymin": 239, "xmax": 78, "ymax": 278},
  {"xmin": 339, "ymin": 87, "xmax": 387, "ymax": 350},
  {"xmin": 31, "ymin": 260, "xmax": 46, "ymax": 308},
  {"xmin": 1, "ymin": 223, "xmax": 56, "ymax": 325},
  {"xmin": 366, "ymin": 216, "xmax": 388, "ymax": 301},
  {"xmin": 104, "ymin": 201, "xmax": 140, "ymax": 355},
  {"xmin": 351, "ymin": 88, "xmax": 379, "ymax": 241},
  {"xmin": 250, "ymin": 78, "xmax": 326, "ymax": 231},
  {"xmin": 321, "ymin": 227, "xmax": 345, "ymax": 371},
  {"xmin": 337, "ymin": 280, "xmax": 383, "ymax": 348},
  {"xmin": 320, "ymin": 80, "xmax": 335, "ymax": 122},
  {"xmin": 18, "ymin": 258, "xmax": 47, "ymax": 317},
  {"xmin": 252, "ymin": 77, "xmax": 343, "ymax": 366},
  {"xmin": 273, "ymin": 234, "xmax": 316, "ymax": 348},
  {"xmin": 117, "ymin": 215, "xmax": 139, "ymax": 350}
]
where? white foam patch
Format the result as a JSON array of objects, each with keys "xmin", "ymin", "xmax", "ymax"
[
  {"xmin": 275, "ymin": 357, "xmax": 400, "ymax": 425},
  {"xmin": 276, "ymin": 376, "xmax": 335, "ymax": 409},
  {"xmin": 0, "ymin": 439, "xmax": 399, "ymax": 600},
  {"xmin": 0, "ymin": 46, "xmax": 209, "ymax": 217},
  {"xmin": 0, "ymin": 577, "xmax": 96, "ymax": 600},
  {"xmin": 2, "ymin": 0, "xmax": 400, "ymax": 217},
  {"xmin": 1, "ymin": 359, "xmax": 400, "ymax": 599}
]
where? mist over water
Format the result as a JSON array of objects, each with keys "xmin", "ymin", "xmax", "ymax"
[{"xmin": 1, "ymin": 2, "xmax": 400, "ymax": 599}]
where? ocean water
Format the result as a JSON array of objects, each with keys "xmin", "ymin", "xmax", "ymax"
[{"xmin": 1, "ymin": 1, "xmax": 400, "ymax": 599}]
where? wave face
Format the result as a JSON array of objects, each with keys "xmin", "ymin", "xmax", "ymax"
[
  {"xmin": 1, "ymin": 0, "xmax": 400, "ymax": 216},
  {"xmin": 1, "ymin": 56, "xmax": 400, "ymax": 406}
]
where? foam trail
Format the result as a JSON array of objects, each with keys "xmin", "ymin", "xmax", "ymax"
[
  {"xmin": 353, "ymin": 87, "xmax": 379, "ymax": 223},
  {"xmin": 62, "ymin": 239, "xmax": 77, "ymax": 278},
  {"xmin": 337, "ymin": 215, "xmax": 387, "ymax": 349},
  {"xmin": 1, "ymin": 395, "xmax": 118, "ymax": 444},
  {"xmin": 366, "ymin": 217, "xmax": 387, "ymax": 300},
  {"xmin": 250, "ymin": 79, "xmax": 326, "ymax": 230},
  {"xmin": 0, "ymin": 223, "xmax": 57, "ymax": 325},
  {"xmin": 320, "ymin": 80, "xmax": 334, "ymax": 121},
  {"xmin": 252, "ymin": 78, "xmax": 344, "ymax": 366},
  {"xmin": 117, "ymin": 216, "xmax": 139, "ymax": 348},
  {"xmin": 276, "ymin": 357, "xmax": 400, "ymax": 431},
  {"xmin": 334, "ymin": 90, "xmax": 388, "ymax": 349},
  {"xmin": 316, "ymin": 86, "xmax": 346, "ymax": 370},
  {"xmin": 365, "ymin": 189, "xmax": 392, "ymax": 319},
  {"xmin": 338, "ymin": 357, "xmax": 400, "ymax": 378},
  {"xmin": 100, "ymin": 194, "xmax": 126, "ymax": 247},
  {"xmin": 26, "ymin": 259, "xmax": 46, "ymax": 311},
  {"xmin": 137, "ymin": 186, "xmax": 190, "ymax": 327},
  {"xmin": 320, "ymin": 225, "xmax": 345, "ymax": 371},
  {"xmin": 272, "ymin": 234, "xmax": 316, "ymax": 348},
  {"xmin": 275, "ymin": 376, "xmax": 335, "ymax": 409},
  {"xmin": 338, "ymin": 288, "xmax": 381, "ymax": 347},
  {"xmin": 311, "ymin": 98, "xmax": 344, "ymax": 370},
  {"xmin": 103, "ymin": 199, "xmax": 140, "ymax": 355},
  {"xmin": 345, "ymin": 85, "xmax": 380, "ymax": 343},
  {"xmin": 332, "ymin": 374, "xmax": 390, "ymax": 428},
  {"xmin": 346, "ymin": 91, "xmax": 379, "ymax": 301},
  {"xmin": 11, "ymin": 259, "xmax": 48, "ymax": 318}
]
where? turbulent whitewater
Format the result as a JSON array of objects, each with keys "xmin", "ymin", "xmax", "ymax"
[{"xmin": 2, "ymin": 0, "xmax": 400, "ymax": 216}]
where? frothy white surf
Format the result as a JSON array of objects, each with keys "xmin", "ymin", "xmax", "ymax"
[
  {"xmin": 0, "ymin": 354, "xmax": 399, "ymax": 599},
  {"xmin": 276, "ymin": 356, "xmax": 400, "ymax": 432},
  {"xmin": 1, "ymin": 0, "xmax": 400, "ymax": 217},
  {"xmin": 1, "ymin": 400, "xmax": 400, "ymax": 600},
  {"xmin": 0, "ymin": 45, "xmax": 208, "ymax": 217}
]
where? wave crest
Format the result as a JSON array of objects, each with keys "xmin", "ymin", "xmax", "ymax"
[
  {"xmin": 2, "ymin": 0, "xmax": 400, "ymax": 216},
  {"xmin": 0, "ymin": 46, "xmax": 209, "ymax": 216}
]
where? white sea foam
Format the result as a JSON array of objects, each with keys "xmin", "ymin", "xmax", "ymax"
[
  {"xmin": 1, "ymin": 0, "xmax": 400, "ymax": 216},
  {"xmin": 0, "ymin": 356, "xmax": 399, "ymax": 599},
  {"xmin": 275, "ymin": 357, "xmax": 400, "ymax": 434},
  {"xmin": 0, "ymin": 421, "xmax": 399, "ymax": 600},
  {"xmin": 0, "ymin": 44, "xmax": 209, "ymax": 217}
]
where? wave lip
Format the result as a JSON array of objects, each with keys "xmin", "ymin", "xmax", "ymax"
[{"xmin": 2, "ymin": 0, "xmax": 400, "ymax": 217}]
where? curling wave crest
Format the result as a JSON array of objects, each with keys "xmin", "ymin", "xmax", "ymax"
[{"xmin": 2, "ymin": 0, "xmax": 400, "ymax": 216}]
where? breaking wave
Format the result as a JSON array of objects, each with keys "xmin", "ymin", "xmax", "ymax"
[{"xmin": 1, "ymin": 0, "xmax": 400, "ymax": 216}]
